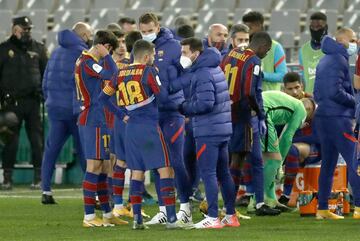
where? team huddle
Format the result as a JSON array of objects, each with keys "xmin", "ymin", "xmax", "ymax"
[{"xmin": 40, "ymin": 10, "xmax": 360, "ymax": 229}]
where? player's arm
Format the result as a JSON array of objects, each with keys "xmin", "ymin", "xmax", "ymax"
[
  {"xmin": 279, "ymin": 105, "xmax": 307, "ymax": 161},
  {"xmin": 180, "ymin": 71, "xmax": 215, "ymax": 116},
  {"xmin": 84, "ymin": 54, "xmax": 118, "ymax": 80},
  {"xmin": 328, "ymin": 62, "xmax": 355, "ymax": 108},
  {"xmin": 147, "ymin": 67, "xmax": 170, "ymax": 104},
  {"xmin": 249, "ymin": 58, "xmax": 266, "ymax": 120},
  {"xmin": 263, "ymin": 43, "xmax": 287, "ymax": 83},
  {"xmin": 98, "ymin": 76, "xmax": 126, "ymax": 119}
]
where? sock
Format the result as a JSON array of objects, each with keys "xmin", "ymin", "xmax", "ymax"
[
  {"xmin": 159, "ymin": 205, "xmax": 167, "ymax": 215},
  {"xmin": 84, "ymin": 213, "xmax": 96, "ymax": 221},
  {"xmin": 230, "ymin": 166, "xmax": 242, "ymax": 195},
  {"xmin": 107, "ymin": 176, "xmax": 113, "ymax": 198},
  {"xmin": 160, "ymin": 178, "xmax": 176, "ymax": 223},
  {"xmin": 97, "ymin": 173, "xmax": 111, "ymax": 214},
  {"xmin": 112, "ymin": 165, "xmax": 126, "ymax": 207},
  {"xmin": 83, "ymin": 172, "xmax": 99, "ymax": 215},
  {"xmin": 130, "ymin": 179, "xmax": 143, "ymax": 224},
  {"xmin": 284, "ymin": 146, "xmax": 300, "ymax": 197},
  {"xmin": 264, "ymin": 159, "xmax": 281, "ymax": 201},
  {"xmin": 153, "ymin": 170, "xmax": 164, "ymax": 206},
  {"xmin": 43, "ymin": 191, "xmax": 52, "ymax": 195}
]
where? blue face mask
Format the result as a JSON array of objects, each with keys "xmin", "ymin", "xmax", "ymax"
[
  {"xmin": 347, "ymin": 42, "xmax": 358, "ymax": 56},
  {"xmin": 142, "ymin": 32, "xmax": 157, "ymax": 43}
]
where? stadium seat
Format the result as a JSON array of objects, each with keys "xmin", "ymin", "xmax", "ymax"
[
  {"xmin": 169, "ymin": 0, "xmax": 200, "ymax": 11},
  {"xmin": 57, "ymin": 0, "xmax": 91, "ymax": 13},
  {"xmin": 195, "ymin": 9, "xmax": 228, "ymax": 38},
  {"xmin": 21, "ymin": 0, "xmax": 56, "ymax": 13},
  {"xmin": 311, "ymin": 0, "xmax": 345, "ymax": 13},
  {"xmin": 299, "ymin": 31, "xmax": 311, "ymax": 47},
  {"xmin": 306, "ymin": 9, "xmax": 338, "ymax": 35},
  {"xmin": 201, "ymin": 0, "xmax": 237, "ymax": 10},
  {"xmin": 161, "ymin": 8, "xmax": 193, "ymax": 28},
  {"xmin": 269, "ymin": 10, "xmax": 301, "ymax": 34},
  {"xmin": 17, "ymin": 9, "xmax": 48, "ymax": 33},
  {"xmin": 274, "ymin": 0, "xmax": 308, "ymax": 12},
  {"xmin": 233, "ymin": 8, "xmax": 265, "ymax": 24},
  {"xmin": 0, "ymin": 0, "xmax": 20, "ymax": 13},
  {"xmin": 93, "ymin": 0, "xmax": 127, "ymax": 10},
  {"xmin": 0, "ymin": 10, "xmax": 13, "ymax": 35},
  {"xmin": 53, "ymin": 10, "xmax": 86, "ymax": 32},
  {"xmin": 89, "ymin": 9, "xmax": 121, "ymax": 29},
  {"xmin": 45, "ymin": 31, "xmax": 58, "ymax": 53},
  {"xmin": 269, "ymin": 31, "xmax": 295, "ymax": 62},
  {"xmin": 343, "ymin": 10, "xmax": 360, "ymax": 33},
  {"xmin": 347, "ymin": 0, "xmax": 360, "ymax": 11},
  {"xmin": 238, "ymin": 0, "xmax": 273, "ymax": 12},
  {"xmin": 129, "ymin": 0, "xmax": 164, "ymax": 11},
  {"xmin": 31, "ymin": 30, "xmax": 44, "ymax": 43},
  {"xmin": 123, "ymin": 8, "xmax": 155, "ymax": 21},
  {"xmin": 0, "ymin": 31, "xmax": 7, "ymax": 42}
]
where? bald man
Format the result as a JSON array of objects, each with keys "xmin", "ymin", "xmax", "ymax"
[
  {"xmin": 202, "ymin": 23, "xmax": 229, "ymax": 58},
  {"xmin": 314, "ymin": 27, "xmax": 360, "ymax": 219},
  {"xmin": 41, "ymin": 22, "xmax": 93, "ymax": 204}
]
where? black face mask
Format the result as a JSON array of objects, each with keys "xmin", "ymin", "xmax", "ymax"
[
  {"xmin": 310, "ymin": 25, "xmax": 328, "ymax": 44},
  {"xmin": 86, "ymin": 39, "xmax": 93, "ymax": 48},
  {"xmin": 20, "ymin": 31, "xmax": 32, "ymax": 44}
]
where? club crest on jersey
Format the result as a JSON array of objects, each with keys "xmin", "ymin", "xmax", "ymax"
[
  {"xmin": 8, "ymin": 49, "xmax": 14, "ymax": 58},
  {"xmin": 157, "ymin": 50, "xmax": 164, "ymax": 57}
]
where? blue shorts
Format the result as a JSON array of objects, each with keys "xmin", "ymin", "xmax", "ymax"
[
  {"xmin": 230, "ymin": 121, "xmax": 252, "ymax": 153},
  {"xmin": 114, "ymin": 116, "xmax": 126, "ymax": 161},
  {"xmin": 109, "ymin": 128, "xmax": 115, "ymax": 154},
  {"xmin": 125, "ymin": 122, "xmax": 171, "ymax": 171},
  {"xmin": 79, "ymin": 125, "xmax": 110, "ymax": 160},
  {"xmin": 304, "ymin": 144, "xmax": 321, "ymax": 165}
]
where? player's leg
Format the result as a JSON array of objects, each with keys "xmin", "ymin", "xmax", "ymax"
[
  {"xmin": 69, "ymin": 118, "xmax": 86, "ymax": 172},
  {"xmin": 130, "ymin": 170, "xmax": 147, "ymax": 229},
  {"xmin": 194, "ymin": 138, "xmax": 223, "ymax": 229},
  {"xmin": 315, "ymin": 116, "xmax": 343, "ymax": 219},
  {"xmin": 217, "ymin": 141, "xmax": 240, "ymax": 227},
  {"xmin": 41, "ymin": 118, "xmax": 70, "ymax": 204}
]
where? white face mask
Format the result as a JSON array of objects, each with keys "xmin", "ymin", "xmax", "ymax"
[
  {"xmin": 237, "ymin": 42, "xmax": 248, "ymax": 50},
  {"xmin": 347, "ymin": 42, "xmax": 358, "ymax": 56},
  {"xmin": 142, "ymin": 32, "xmax": 157, "ymax": 43},
  {"xmin": 180, "ymin": 55, "xmax": 192, "ymax": 69}
]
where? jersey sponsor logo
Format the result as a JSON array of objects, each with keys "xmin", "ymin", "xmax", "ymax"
[{"xmin": 92, "ymin": 63, "xmax": 103, "ymax": 73}]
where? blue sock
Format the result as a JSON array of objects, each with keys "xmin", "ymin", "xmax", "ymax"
[
  {"xmin": 160, "ymin": 178, "xmax": 176, "ymax": 223},
  {"xmin": 83, "ymin": 172, "xmax": 99, "ymax": 215},
  {"xmin": 113, "ymin": 165, "xmax": 126, "ymax": 205},
  {"xmin": 230, "ymin": 167, "xmax": 242, "ymax": 195},
  {"xmin": 130, "ymin": 179, "xmax": 143, "ymax": 224},
  {"xmin": 153, "ymin": 170, "xmax": 163, "ymax": 206},
  {"xmin": 97, "ymin": 173, "xmax": 111, "ymax": 213},
  {"xmin": 107, "ymin": 176, "xmax": 113, "ymax": 199},
  {"xmin": 284, "ymin": 145, "xmax": 300, "ymax": 197}
]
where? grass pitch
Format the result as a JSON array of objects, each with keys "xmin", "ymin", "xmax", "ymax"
[{"xmin": 0, "ymin": 186, "xmax": 358, "ymax": 241}]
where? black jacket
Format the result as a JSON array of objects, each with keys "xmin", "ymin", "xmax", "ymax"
[{"xmin": 0, "ymin": 35, "xmax": 48, "ymax": 99}]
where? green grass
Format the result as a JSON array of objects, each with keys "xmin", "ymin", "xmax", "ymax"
[{"xmin": 0, "ymin": 187, "xmax": 359, "ymax": 241}]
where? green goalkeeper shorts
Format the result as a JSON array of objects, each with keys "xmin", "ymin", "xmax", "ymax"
[{"xmin": 261, "ymin": 119, "xmax": 280, "ymax": 153}]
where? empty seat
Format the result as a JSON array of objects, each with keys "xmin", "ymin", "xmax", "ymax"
[
  {"xmin": 343, "ymin": 10, "xmax": 360, "ymax": 33},
  {"xmin": 202, "ymin": 0, "xmax": 237, "ymax": 10},
  {"xmin": 0, "ymin": 0, "xmax": 20, "ymax": 13},
  {"xmin": 31, "ymin": 30, "xmax": 44, "ymax": 43},
  {"xmin": 299, "ymin": 31, "xmax": 311, "ymax": 47},
  {"xmin": 93, "ymin": 0, "xmax": 127, "ymax": 10},
  {"xmin": 269, "ymin": 10, "xmax": 301, "ymax": 34},
  {"xmin": 161, "ymin": 8, "xmax": 193, "ymax": 28},
  {"xmin": 195, "ymin": 9, "xmax": 228, "ymax": 38},
  {"xmin": 233, "ymin": 8, "xmax": 265, "ymax": 24},
  {"xmin": 269, "ymin": 31, "xmax": 295, "ymax": 48},
  {"xmin": 347, "ymin": 0, "xmax": 360, "ymax": 11},
  {"xmin": 22, "ymin": 0, "xmax": 56, "ymax": 13},
  {"xmin": 238, "ymin": 0, "xmax": 272, "ymax": 12},
  {"xmin": 306, "ymin": 9, "xmax": 338, "ymax": 35},
  {"xmin": 53, "ymin": 10, "xmax": 86, "ymax": 32},
  {"xmin": 45, "ymin": 31, "xmax": 58, "ymax": 53},
  {"xmin": 89, "ymin": 9, "xmax": 120, "ymax": 29},
  {"xmin": 169, "ymin": 0, "xmax": 200, "ymax": 11},
  {"xmin": 57, "ymin": 0, "xmax": 91, "ymax": 13},
  {"xmin": 0, "ymin": 10, "xmax": 13, "ymax": 35},
  {"xmin": 311, "ymin": 0, "xmax": 345, "ymax": 13},
  {"xmin": 129, "ymin": 0, "xmax": 164, "ymax": 11},
  {"xmin": 124, "ymin": 8, "xmax": 156, "ymax": 21},
  {"xmin": 274, "ymin": 0, "xmax": 308, "ymax": 12},
  {"xmin": 17, "ymin": 9, "xmax": 48, "ymax": 33},
  {"xmin": 0, "ymin": 31, "xmax": 7, "ymax": 42}
]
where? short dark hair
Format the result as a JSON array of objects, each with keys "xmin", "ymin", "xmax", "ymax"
[
  {"xmin": 249, "ymin": 31, "xmax": 271, "ymax": 47},
  {"xmin": 113, "ymin": 29, "xmax": 125, "ymax": 38},
  {"xmin": 180, "ymin": 37, "xmax": 203, "ymax": 52},
  {"xmin": 283, "ymin": 72, "xmax": 301, "ymax": 84},
  {"xmin": 133, "ymin": 39, "xmax": 155, "ymax": 59},
  {"xmin": 242, "ymin": 11, "xmax": 264, "ymax": 25},
  {"xmin": 125, "ymin": 30, "xmax": 142, "ymax": 53},
  {"xmin": 174, "ymin": 16, "xmax": 192, "ymax": 28},
  {"xmin": 118, "ymin": 17, "xmax": 136, "ymax": 25},
  {"xmin": 106, "ymin": 23, "xmax": 121, "ymax": 31},
  {"xmin": 139, "ymin": 12, "xmax": 159, "ymax": 25},
  {"xmin": 310, "ymin": 12, "xmax": 327, "ymax": 22},
  {"xmin": 176, "ymin": 25, "xmax": 195, "ymax": 39},
  {"xmin": 230, "ymin": 23, "xmax": 249, "ymax": 38},
  {"xmin": 93, "ymin": 30, "xmax": 119, "ymax": 50}
]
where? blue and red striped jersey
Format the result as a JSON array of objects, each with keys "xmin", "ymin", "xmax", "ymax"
[
  {"xmin": 221, "ymin": 48, "xmax": 265, "ymax": 123},
  {"xmin": 74, "ymin": 51, "xmax": 118, "ymax": 127},
  {"xmin": 103, "ymin": 63, "xmax": 164, "ymax": 123}
]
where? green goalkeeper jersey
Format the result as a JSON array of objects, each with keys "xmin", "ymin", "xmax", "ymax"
[{"xmin": 262, "ymin": 91, "xmax": 307, "ymax": 160}]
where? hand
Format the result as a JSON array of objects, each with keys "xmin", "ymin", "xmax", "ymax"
[
  {"xmin": 185, "ymin": 117, "xmax": 190, "ymax": 124},
  {"xmin": 259, "ymin": 119, "xmax": 267, "ymax": 136},
  {"xmin": 96, "ymin": 44, "xmax": 109, "ymax": 58},
  {"xmin": 123, "ymin": 115, "xmax": 129, "ymax": 124}
]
